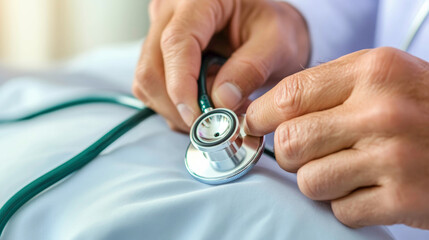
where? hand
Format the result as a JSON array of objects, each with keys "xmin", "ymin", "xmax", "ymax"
[
  {"xmin": 245, "ymin": 47, "xmax": 429, "ymax": 229},
  {"xmin": 133, "ymin": 0, "xmax": 310, "ymax": 131}
]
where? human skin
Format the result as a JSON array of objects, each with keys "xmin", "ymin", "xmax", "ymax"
[
  {"xmin": 245, "ymin": 47, "xmax": 429, "ymax": 229},
  {"xmin": 132, "ymin": 0, "xmax": 309, "ymax": 132}
]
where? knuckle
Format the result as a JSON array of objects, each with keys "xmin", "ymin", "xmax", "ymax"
[
  {"xmin": 369, "ymin": 47, "xmax": 400, "ymax": 60},
  {"xmin": 234, "ymin": 57, "xmax": 269, "ymax": 88},
  {"xmin": 167, "ymin": 120, "xmax": 188, "ymax": 133},
  {"xmin": 383, "ymin": 140, "xmax": 413, "ymax": 172},
  {"xmin": 371, "ymin": 47, "xmax": 400, "ymax": 58},
  {"xmin": 132, "ymin": 83, "xmax": 151, "ymax": 107},
  {"xmin": 364, "ymin": 99, "xmax": 408, "ymax": 131},
  {"xmin": 331, "ymin": 201, "xmax": 361, "ymax": 227},
  {"xmin": 214, "ymin": 0, "xmax": 228, "ymax": 24},
  {"xmin": 132, "ymin": 82, "xmax": 141, "ymax": 97},
  {"xmin": 275, "ymin": 123, "xmax": 302, "ymax": 170},
  {"xmin": 359, "ymin": 47, "xmax": 400, "ymax": 84},
  {"xmin": 160, "ymin": 26, "xmax": 185, "ymax": 51},
  {"xmin": 297, "ymin": 167, "xmax": 320, "ymax": 199},
  {"xmin": 134, "ymin": 65, "xmax": 160, "ymax": 92},
  {"xmin": 205, "ymin": 0, "xmax": 226, "ymax": 26},
  {"xmin": 383, "ymin": 186, "xmax": 411, "ymax": 219},
  {"xmin": 274, "ymin": 74, "xmax": 304, "ymax": 118},
  {"xmin": 388, "ymin": 185, "xmax": 426, "ymax": 221}
]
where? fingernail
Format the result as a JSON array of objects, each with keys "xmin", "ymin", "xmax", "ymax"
[
  {"xmin": 177, "ymin": 103, "xmax": 196, "ymax": 127},
  {"xmin": 214, "ymin": 82, "xmax": 242, "ymax": 109}
]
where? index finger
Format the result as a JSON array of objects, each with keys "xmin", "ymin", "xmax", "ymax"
[
  {"xmin": 160, "ymin": 0, "xmax": 235, "ymax": 126},
  {"xmin": 245, "ymin": 50, "xmax": 369, "ymax": 136}
]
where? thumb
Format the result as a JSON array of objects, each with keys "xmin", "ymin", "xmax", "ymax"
[{"xmin": 211, "ymin": 37, "xmax": 280, "ymax": 111}]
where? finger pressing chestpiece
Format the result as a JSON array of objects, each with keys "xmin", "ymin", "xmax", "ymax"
[{"xmin": 244, "ymin": 50, "xmax": 368, "ymax": 136}]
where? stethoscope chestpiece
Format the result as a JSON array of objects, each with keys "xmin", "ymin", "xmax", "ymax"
[{"xmin": 185, "ymin": 108, "xmax": 265, "ymax": 185}]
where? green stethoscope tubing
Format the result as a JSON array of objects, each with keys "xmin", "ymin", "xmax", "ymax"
[
  {"xmin": 0, "ymin": 93, "xmax": 146, "ymax": 124},
  {"xmin": 0, "ymin": 95, "xmax": 155, "ymax": 236}
]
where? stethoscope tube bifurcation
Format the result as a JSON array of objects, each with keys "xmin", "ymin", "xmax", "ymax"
[{"xmin": 0, "ymin": 53, "xmax": 274, "ymax": 237}]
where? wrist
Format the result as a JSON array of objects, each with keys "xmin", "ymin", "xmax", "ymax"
[{"xmin": 277, "ymin": 1, "xmax": 311, "ymax": 68}]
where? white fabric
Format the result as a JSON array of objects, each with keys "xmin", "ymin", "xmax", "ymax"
[
  {"xmin": 0, "ymin": 44, "xmax": 393, "ymax": 239},
  {"xmin": 376, "ymin": 0, "xmax": 429, "ymax": 59},
  {"xmin": 284, "ymin": 0, "xmax": 429, "ymax": 66},
  {"xmin": 282, "ymin": 0, "xmax": 378, "ymax": 66}
]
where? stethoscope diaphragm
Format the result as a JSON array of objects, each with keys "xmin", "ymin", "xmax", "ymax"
[{"xmin": 185, "ymin": 108, "xmax": 265, "ymax": 185}]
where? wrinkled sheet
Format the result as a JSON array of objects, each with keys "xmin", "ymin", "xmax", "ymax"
[{"xmin": 0, "ymin": 43, "xmax": 394, "ymax": 240}]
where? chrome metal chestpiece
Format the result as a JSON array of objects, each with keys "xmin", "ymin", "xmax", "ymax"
[{"xmin": 185, "ymin": 108, "xmax": 265, "ymax": 185}]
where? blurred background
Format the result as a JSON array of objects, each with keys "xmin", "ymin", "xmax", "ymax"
[{"xmin": 0, "ymin": 0, "xmax": 150, "ymax": 70}]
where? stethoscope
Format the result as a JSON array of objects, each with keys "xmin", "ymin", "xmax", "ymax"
[
  {"xmin": 184, "ymin": 54, "xmax": 268, "ymax": 185},
  {"xmin": 0, "ymin": 1, "xmax": 428, "ymax": 236}
]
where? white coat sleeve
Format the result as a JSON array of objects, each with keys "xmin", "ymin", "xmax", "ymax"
[{"xmin": 281, "ymin": 0, "xmax": 379, "ymax": 66}]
